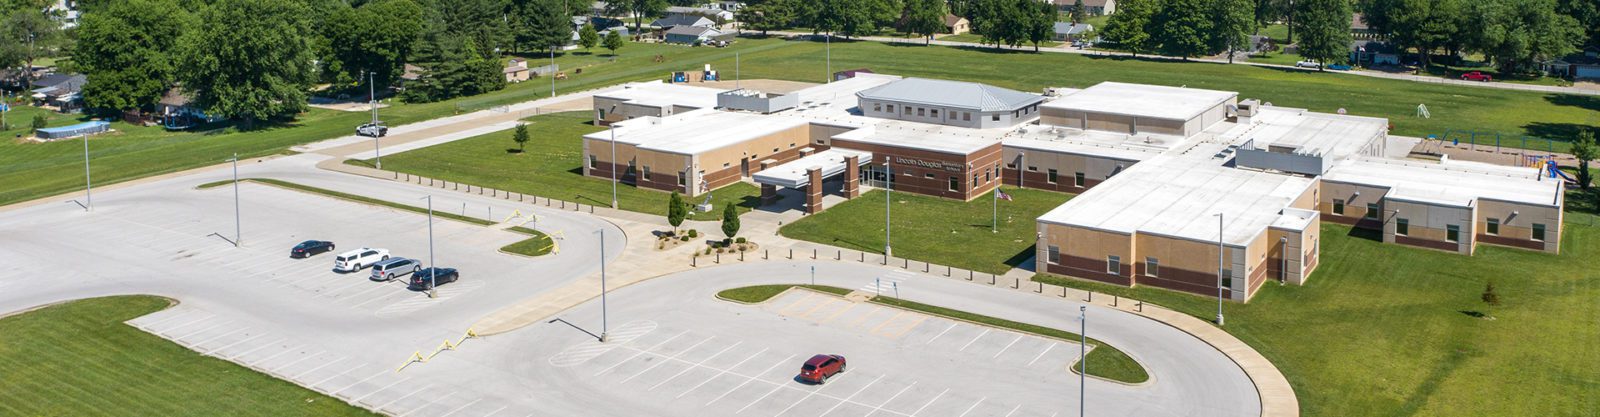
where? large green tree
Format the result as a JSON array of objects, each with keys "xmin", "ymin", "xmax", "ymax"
[
  {"xmin": 579, "ymin": 23, "xmax": 600, "ymax": 50},
  {"xmin": 1151, "ymin": 0, "xmax": 1212, "ymax": 59},
  {"xmin": 901, "ymin": 0, "xmax": 946, "ymax": 44},
  {"xmin": 1557, "ymin": 0, "xmax": 1600, "ymax": 47},
  {"xmin": 1021, "ymin": 0, "xmax": 1055, "ymax": 52},
  {"xmin": 432, "ymin": 0, "xmax": 512, "ymax": 56},
  {"xmin": 175, "ymin": 0, "xmax": 317, "ymax": 127},
  {"xmin": 74, "ymin": 0, "xmax": 193, "ymax": 114},
  {"xmin": 1571, "ymin": 129, "xmax": 1596, "ymax": 190},
  {"xmin": 741, "ymin": 0, "xmax": 797, "ymax": 35},
  {"xmin": 1464, "ymin": 0, "xmax": 1582, "ymax": 74},
  {"xmin": 0, "ymin": 8, "xmax": 63, "ymax": 84},
  {"xmin": 513, "ymin": 0, "xmax": 574, "ymax": 54},
  {"xmin": 1209, "ymin": 0, "xmax": 1256, "ymax": 63},
  {"xmin": 606, "ymin": 0, "xmax": 668, "ymax": 34},
  {"xmin": 321, "ymin": 0, "xmax": 424, "ymax": 89},
  {"xmin": 1360, "ymin": 0, "xmax": 1465, "ymax": 67},
  {"xmin": 1291, "ymin": 0, "xmax": 1352, "ymax": 68},
  {"xmin": 1102, "ymin": 0, "xmax": 1155, "ymax": 56}
]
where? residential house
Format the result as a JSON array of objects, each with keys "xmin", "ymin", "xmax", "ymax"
[
  {"xmin": 1541, "ymin": 47, "xmax": 1600, "ymax": 80},
  {"xmin": 505, "ymin": 59, "xmax": 532, "ymax": 82},
  {"xmin": 157, "ymin": 87, "xmax": 215, "ymax": 129},
  {"xmin": 943, "ymin": 14, "xmax": 969, "ymax": 35},
  {"xmin": 1349, "ymin": 40, "xmax": 1399, "ymax": 67},
  {"xmin": 1051, "ymin": 0, "xmax": 1115, "ymax": 15},
  {"xmin": 1052, "ymin": 22, "xmax": 1093, "ymax": 42},
  {"xmin": 664, "ymin": 25, "xmax": 729, "ymax": 44},
  {"xmin": 666, "ymin": 6, "xmax": 734, "ymax": 22},
  {"xmin": 650, "ymin": 15, "xmax": 716, "ymax": 30},
  {"xmin": 30, "ymin": 73, "xmax": 86, "ymax": 113},
  {"xmin": 1350, "ymin": 13, "xmax": 1376, "ymax": 40}
]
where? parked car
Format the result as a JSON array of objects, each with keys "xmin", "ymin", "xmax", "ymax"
[
  {"xmin": 409, "ymin": 267, "xmax": 459, "ymax": 291},
  {"xmin": 1294, "ymin": 60, "xmax": 1321, "ymax": 69},
  {"xmin": 798, "ymin": 354, "xmax": 847, "ymax": 384},
  {"xmin": 356, "ymin": 122, "xmax": 388, "ymax": 137},
  {"xmin": 290, "ymin": 240, "xmax": 335, "ymax": 258},
  {"xmin": 1461, "ymin": 71, "xmax": 1493, "ymax": 82},
  {"xmin": 333, "ymin": 248, "xmax": 390, "ymax": 273},
  {"xmin": 370, "ymin": 257, "xmax": 421, "ymax": 281},
  {"xmin": 1326, "ymin": 64, "xmax": 1352, "ymax": 71}
]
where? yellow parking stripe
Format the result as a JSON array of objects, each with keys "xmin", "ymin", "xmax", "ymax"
[{"xmin": 869, "ymin": 311, "xmax": 909, "ymax": 335}]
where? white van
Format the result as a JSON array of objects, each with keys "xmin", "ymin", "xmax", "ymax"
[{"xmin": 333, "ymin": 248, "xmax": 390, "ymax": 273}]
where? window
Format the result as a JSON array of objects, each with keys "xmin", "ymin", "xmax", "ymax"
[
  {"xmin": 1047, "ymin": 169, "xmax": 1058, "ymax": 184},
  {"xmin": 1333, "ymin": 199, "xmax": 1345, "ymax": 215},
  {"xmin": 972, "ymin": 174, "xmax": 978, "ymax": 190},
  {"xmin": 1365, "ymin": 203, "xmax": 1379, "ymax": 219},
  {"xmin": 1107, "ymin": 256, "xmax": 1121, "ymax": 274},
  {"xmin": 948, "ymin": 177, "xmax": 959, "ymax": 192},
  {"xmin": 1047, "ymin": 246, "xmax": 1060, "ymax": 264},
  {"xmin": 678, "ymin": 171, "xmax": 686, "ymax": 186},
  {"xmin": 1027, "ymin": 166, "xmax": 1038, "ymax": 172},
  {"xmin": 1396, "ymin": 218, "xmax": 1409, "ymax": 235},
  {"xmin": 903, "ymin": 106, "xmax": 910, "ymax": 115},
  {"xmin": 597, "ymin": 109, "xmax": 606, "ymax": 120},
  {"xmin": 886, "ymin": 105, "xmax": 895, "ymax": 113},
  {"xmin": 873, "ymin": 103, "xmax": 881, "ymax": 112},
  {"xmin": 1221, "ymin": 268, "xmax": 1233, "ymax": 288},
  {"xmin": 917, "ymin": 108, "xmax": 925, "ymax": 117},
  {"xmin": 626, "ymin": 159, "xmax": 636, "ymax": 175},
  {"xmin": 723, "ymin": 162, "xmax": 730, "ymax": 168},
  {"xmin": 992, "ymin": 114, "xmax": 1000, "ymax": 121},
  {"xmin": 1145, "ymin": 257, "xmax": 1159, "ymax": 277},
  {"xmin": 931, "ymin": 109, "xmax": 939, "ymax": 117},
  {"xmin": 984, "ymin": 171, "xmax": 990, "ymax": 183},
  {"xmin": 1485, "ymin": 218, "xmax": 1501, "ymax": 235},
  {"xmin": 1533, "ymin": 223, "xmax": 1547, "ymax": 241},
  {"xmin": 963, "ymin": 112, "xmax": 971, "ymax": 121},
  {"xmin": 588, "ymin": 155, "xmax": 598, "ymax": 169},
  {"xmin": 1446, "ymin": 225, "xmax": 1460, "ymax": 243},
  {"xmin": 642, "ymin": 166, "xmax": 651, "ymax": 180},
  {"xmin": 925, "ymin": 173, "xmax": 935, "ymax": 179},
  {"xmin": 1074, "ymin": 172, "xmax": 1085, "ymax": 187}
]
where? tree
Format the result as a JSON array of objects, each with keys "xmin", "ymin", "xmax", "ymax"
[
  {"xmin": 741, "ymin": 0, "xmax": 797, "ymax": 35},
  {"xmin": 175, "ymin": 0, "xmax": 317, "ymax": 128},
  {"xmin": 813, "ymin": 0, "xmax": 876, "ymax": 38},
  {"xmin": 1558, "ymin": 0, "xmax": 1600, "ymax": 47},
  {"xmin": 1571, "ymin": 129, "xmax": 1597, "ymax": 189},
  {"xmin": 720, "ymin": 202, "xmax": 740, "ymax": 240},
  {"xmin": 432, "ymin": 0, "xmax": 512, "ymax": 57},
  {"xmin": 1070, "ymin": 0, "xmax": 1086, "ymax": 23},
  {"xmin": 603, "ymin": 29, "xmax": 625, "ymax": 55},
  {"xmin": 1361, "ymin": 0, "xmax": 1464, "ymax": 68},
  {"xmin": 1292, "ymin": 0, "xmax": 1352, "ymax": 69},
  {"xmin": 74, "ymin": 0, "xmax": 193, "ymax": 115},
  {"xmin": 607, "ymin": 0, "xmax": 668, "ymax": 34},
  {"xmin": 0, "ymin": 8, "xmax": 63, "ymax": 86},
  {"xmin": 512, "ymin": 122, "xmax": 530, "ymax": 152},
  {"xmin": 401, "ymin": 35, "xmax": 505, "ymax": 102},
  {"xmin": 1102, "ymin": 0, "xmax": 1155, "ymax": 56},
  {"xmin": 579, "ymin": 23, "xmax": 600, "ymax": 51},
  {"xmin": 513, "ymin": 0, "xmax": 573, "ymax": 54},
  {"xmin": 320, "ymin": 0, "xmax": 424, "ymax": 89},
  {"xmin": 1022, "ymin": 0, "xmax": 1054, "ymax": 52},
  {"xmin": 667, "ymin": 191, "xmax": 687, "ymax": 233},
  {"xmin": 1481, "ymin": 281, "xmax": 1500, "ymax": 306},
  {"xmin": 902, "ymin": 0, "xmax": 946, "ymax": 44},
  {"xmin": 1463, "ymin": 0, "xmax": 1582, "ymax": 74},
  {"xmin": 1209, "ymin": 0, "xmax": 1256, "ymax": 63},
  {"xmin": 1151, "ymin": 0, "xmax": 1213, "ymax": 59}
]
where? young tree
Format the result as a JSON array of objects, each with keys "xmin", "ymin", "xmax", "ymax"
[
  {"xmin": 603, "ymin": 29, "xmax": 625, "ymax": 56},
  {"xmin": 1291, "ymin": 0, "xmax": 1352, "ymax": 69},
  {"xmin": 320, "ymin": 0, "xmax": 424, "ymax": 88},
  {"xmin": 1571, "ymin": 129, "xmax": 1597, "ymax": 189},
  {"xmin": 667, "ymin": 191, "xmax": 687, "ymax": 233},
  {"xmin": 1209, "ymin": 0, "xmax": 1256, "ymax": 63},
  {"xmin": 720, "ymin": 202, "xmax": 740, "ymax": 240},
  {"xmin": 1151, "ymin": 0, "xmax": 1213, "ymax": 59},
  {"xmin": 1102, "ymin": 0, "xmax": 1155, "ymax": 56},
  {"xmin": 512, "ymin": 123, "xmax": 530, "ymax": 152},
  {"xmin": 902, "ymin": 0, "xmax": 946, "ymax": 44},
  {"xmin": 1070, "ymin": 0, "xmax": 1086, "ymax": 23},
  {"xmin": 74, "ymin": 0, "xmax": 193, "ymax": 115},
  {"xmin": 175, "ymin": 0, "xmax": 317, "ymax": 128},
  {"xmin": 579, "ymin": 23, "xmax": 600, "ymax": 51},
  {"xmin": 1481, "ymin": 281, "xmax": 1500, "ymax": 306}
]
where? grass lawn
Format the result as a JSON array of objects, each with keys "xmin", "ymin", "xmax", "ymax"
[
  {"xmin": 938, "ymin": 33, "xmax": 1062, "ymax": 49},
  {"xmin": 1033, "ymin": 215, "xmax": 1600, "ymax": 416},
  {"xmin": 715, "ymin": 284, "xmax": 1148, "ymax": 383},
  {"xmin": 0, "ymin": 296, "xmax": 377, "ymax": 416},
  {"xmin": 780, "ymin": 187, "xmax": 1071, "ymax": 274},
  {"xmin": 357, "ymin": 111, "xmax": 761, "ymax": 221},
  {"xmin": 500, "ymin": 227, "xmax": 556, "ymax": 256}
]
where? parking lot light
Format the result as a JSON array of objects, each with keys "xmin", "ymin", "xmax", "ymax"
[
  {"xmin": 1080, "ymin": 305, "xmax": 1086, "ymax": 417},
  {"xmin": 420, "ymin": 195, "xmax": 436, "ymax": 298},
  {"xmin": 82, "ymin": 131, "xmax": 92, "ymax": 211},
  {"xmin": 597, "ymin": 228, "xmax": 609, "ymax": 342},
  {"xmin": 227, "ymin": 153, "xmax": 240, "ymax": 247}
]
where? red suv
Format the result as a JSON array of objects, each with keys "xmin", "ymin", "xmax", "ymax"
[
  {"xmin": 1461, "ymin": 71, "xmax": 1493, "ymax": 82},
  {"xmin": 799, "ymin": 354, "xmax": 847, "ymax": 384}
]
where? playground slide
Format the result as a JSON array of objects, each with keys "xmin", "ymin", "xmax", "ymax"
[{"xmin": 1549, "ymin": 164, "xmax": 1580, "ymax": 184}]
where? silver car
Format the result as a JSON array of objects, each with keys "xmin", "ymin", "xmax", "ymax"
[{"xmin": 370, "ymin": 257, "xmax": 420, "ymax": 281}]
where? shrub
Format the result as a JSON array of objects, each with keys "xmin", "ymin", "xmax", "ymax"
[
  {"xmin": 687, "ymin": 229, "xmax": 699, "ymax": 238},
  {"xmin": 704, "ymin": 248, "xmax": 712, "ymax": 255},
  {"xmin": 680, "ymin": 235, "xmax": 690, "ymax": 242},
  {"xmin": 31, "ymin": 114, "xmax": 48, "ymax": 130},
  {"xmin": 735, "ymin": 237, "xmax": 746, "ymax": 244}
]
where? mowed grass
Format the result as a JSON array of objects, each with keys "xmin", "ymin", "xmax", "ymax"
[
  {"xmin": 715, "ymin": 284, "xmax": 854, "ymax": 303},
  {"xmin": 0, "ymin": 296, "xmax": 378, "ymax": 416},
  {"xmin": 500, "ymin": 227, "xmax": 555, "ymax": 256},
  {"xmin": 1034, "ymin": 220, "xmax": 1600, "ymax": 416},
  {"xmin": 780, "ymin": 187, "xmax": 1071, "ymax": 274},
  {"xmin": 359, "ymin": 111, "xmax": 760, "ymax": 221}
]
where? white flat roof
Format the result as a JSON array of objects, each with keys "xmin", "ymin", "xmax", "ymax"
[
  {"xmin": 594, "ymin": 81, "xmax": 723, "ymax": 110},
  {"xmin": 751, "ymin": 148, "xmax": 873, "ymax": 188},
  {"xmin": 1039, "ymin": 142, "xmax": 1315, "ymax": 246},
  {"xmin": 1003, "ymin": 124, "xmax": 1180, "ymax": 162},
  {"xmin": 1323, "ymin": 157, "xmax": 1561, "ymax": 207},
  {"xmin": 1043, "ymin": 82, "xmax": 1237, "ymax": 122},
  {"xmin": 831, "ymin": 121, "xmax": 1002, "ymax": 155},
  {"xmin": 1228, "ymin": 106, "xmax": 1387, "ymax": 159},
  {"xmin": 585, "ymin": 108, "xmax": 808, "ymax": 155},
  {"xmin": 781, "ymin": 73, "xmax": 903, "ymax": 122}
]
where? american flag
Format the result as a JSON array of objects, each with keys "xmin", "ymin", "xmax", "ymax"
[{"xmin": 996, "ymin": 189, "xmax": 1012, "ymax": 201}]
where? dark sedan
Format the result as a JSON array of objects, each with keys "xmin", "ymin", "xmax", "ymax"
[
  {"xmin": 290, "ymin": 240, "xmax": 336, "ymax": 258},
  {"xmin": 409, "ymin": 267, "xmax": 459, "ymax": 291}
]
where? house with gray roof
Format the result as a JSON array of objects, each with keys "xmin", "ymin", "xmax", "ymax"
[
  {"xmin": 855, "ymin": 78, "xmax": 1046, "ymax": 128},
  {"xmin": 650, "ymin": 14, "xmax": 715, "ymax": 30},
  {"xmin": 664, "ymin": 25, "xmax": 728, "ymax": 44},
  {"xmin": 1053, "ymin": 22, "xmax": 1093, "ymax": 41}
]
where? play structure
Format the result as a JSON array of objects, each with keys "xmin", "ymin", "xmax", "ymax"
[
  {"xmin": 1545, "ymin": 160, "xmax": 1580, "ymax": 185},
  {"xmin": 669, "ymin": 65, "xmax": 719, "ymax": 83}
]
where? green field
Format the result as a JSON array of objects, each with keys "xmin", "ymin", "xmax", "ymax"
[
  {"xmin": 1034, "ymin": 216, "xmax": 1600, "ymax": 416},
  {"xmin": 780, "ymin": 187, "xmax": 1071, "ymax": 274},
  {"xmin": 939, "ymin": 33, "xmax": 1062, "ymax": 49},
  {"xmin": 501, "ymin": 226, "xmax": 556, "ymax": 256},
  {"xmin": 358, "ymin": 112, "xmax": 761, "ymax": 221},
  {"xmin": 0, "ymin": 296, "xmax": 378, "ymax": 416}
]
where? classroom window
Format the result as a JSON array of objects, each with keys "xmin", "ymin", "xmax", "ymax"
[
  {"xmin": 1446, "ymin": 225, "xmax": 1460, "ymax": 242},
  {"xmin": 642, "ymin": 166, "xmax": 651, "ymax": 179},
  {"xmin": 931, "ymin": 109, "xmax": 939, "ymax": 117},
  {"xmin": 588, "ymin": 155, "xmax": 598, "ymax": 169},
  {"xmin": 1222, "ymin": 268, "xmax": 1233, "ymax": 288},
  {"xmin": 1365, "ymin": 203, "xmax": 1379, "ymax": 219},
  {"xmin": 1486, "ymin": 218, "xmax": 1500, "ymax": 235},
  {"xmin": 1107, "ymin": 256, "xmax": 1121, "ymax": 274},
  {"xmin": 992, "ymin": 114, "xmax": 1000, "ymax": 121},
  {"xmin": 873, "ymin": 103, "xmax": 881, "ymax": 112},
  {"xmin": 1333, "ymin": 199, "xmax": 1345, "ymax": 215},
  {"xmin": 1533, "ymin": 223, "xmax": 1546, "ymax": 241},
  {"xmin": 984, "ymin": 171, "xmax": 990, "ymax": 182},
  {"xmin": 948, "ymin": 177, "xmax": 959, "ymax": 192},
  {"xmin": 886, "ymin": 105, "xmax": 894, "ymax": 113},
  {"xmin": 678, "ymin": 171, "xmax": 686, "ymax": 186},
  {"xmin": 1396, "ymin": 218, "xmax": 1409, "ymax": 235},
  {"xmin": 1027, "ymin": 166, "xmax": 1038, "ymax": 172},
  {"xmin": 1047, "ymin": 169, "xmax": 1058, "ymax": 184},
  {"xmin": 963, "ymin": 112, "xmax": 971, "ymax": 121},
  {"xmin": 972, "ymin": 174, "xmax": 979, "ymax": 190},
  {"xmin": 917, "ymin": 108, "xmax": 925, "ymax": 116},
  {"xmin": 1074, "ymin": 172, "xmax": 1085, "ymax": 187},
  {"xmin": 925, "ymin": 173, "xmax": 935, "ymax": 179},
  {"xmin": 1145, "ymin": 257, "xmax": 1159, "ymax": 277},
  {"xmin": 1047, "ymin": 246, "xmax": 1060, "ymax": 264}
]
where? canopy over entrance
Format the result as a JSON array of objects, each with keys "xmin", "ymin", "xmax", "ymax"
[{"xmin": 752, "ymin": 149, "xmax": 873, "ymax": 188}]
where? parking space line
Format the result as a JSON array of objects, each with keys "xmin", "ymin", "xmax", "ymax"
[
  {"xmin": 159, "ymin": 313, "xmax": 217, "ymax": 334},
  {"xmin": 332, "ymin": 369, "xmax": 389, "ymax": 394},
  {"xmin": 594, "ymin": 330, "xmax": 688, "ymax": 377},
  {"xmin": 350, "ymin": 286, "xmax": 413, "ymax": 309},
  {"xmin": 869, "ymin": 311, "xmax": 909, "ymax": 334},
  {"xmin": 992, "ymin": 335, "xmax": 1024, "ymax": 358},
  {"xmin": 174, "ymin": 320, "xmax": 234, "ymax": 340},
  {"xmin": 310, "ymin": 365, "xmax": 364, "ymax": 387},
  {"xmin": 1026, "ymin": 344, "xmax": 1057, "ymax": 366},
  {"xmin": 848, "ymin": 306, "xmax": 884, "ymax": 328},
  {"xmin": 399, "ymin": 390, "xmax": 459, "ymax": 417},
  {"xmin": 908, "ymin": 388, "xmax": 949, "ymax": 417},
  {"xmin": 437, "ymin": 397, "xmax": 483, "ymax": 417},
  {"xmin": 291, "ymin": 355, "xmax": 347, "ymax": 380},
  {"xmin": 232, "ymin": 256, "xmax": 288, "ymax": 273},
  {"xmin": 620, "ymin": 337, "xmax": 713, "ymax": 383},
  {"xmin": 734, "ymin": 377, "xmax": 789, "ymax": 414},
  {"xmin": 816, "ymin": 374, "xmax": 883, "ymax": 417},
  {"xmin": 353, "ymin": 377, "xmax": 411, "ymax": 402},
  {"xmin": 137, "ymin": 309, "xmax": 199, "ymax": 328},
  {"xmin": 818, "ymin": 303, "xmax": 858, "ymax": 324},
  {"xmin": 799, "ymin": 298, "xmax": 840, "ymax": 318},
  {"xmin": 335, "ymin": 280, "xmax": 395, "ymax": 301},
  {"xmin": 955, "ymin": 397, "xmax": 987, "ymax": 417},
  {"xmin": 770, "ymin": 373, "xmax": 850, "ymax": 416},
  {"xmin": 324, "ymin": 277, "xmax": 376, "ymax": 296},
  {"xmin": 227, "ymin": 337, "xmax": 286, "ymax": 360},
  {"xmin": 776, "ymin": 293, "xmax": 818, "ymax": 316},
  {"xmin": 249, "ymin": 345, "xmax": 310, "ymax": 366},
  {"xmin": 677, "ymin": 348, "xmax": 769, "ymax": 399},
  {"xmin": 190, "ymin": 327, "xmax": 248, "ymax": 347},
  {"xmin": 205, "ymin": 333, "xmax": 266, "ymax": 355},
  {"xmin": 707, "ymin": 354, "xmax": 796, "ymax": 406},
  {"xmin": 649, "ymin": 341, "xmax": 742, "ymax": 391},
  {"xmin": 887, "ymin": 316, "xmax": 927, "ymax": 339},
  {"xmin": 863, "ymin": 381, "xmax": 917, "ymax": 417},
  {"xmin": 959, "ymin": 329, "xmax": 991, "ymax": 352},
  {"xmin": 1002, "ymin": 404, "xmax": 1022, "ymax": 417},
  {"xmin": 925, "ymin": 323, "xmax": 958, "ymax": 344},
  {"xmin": 376, "ymin": 383, "xmax": 434, "ymax": 410}
]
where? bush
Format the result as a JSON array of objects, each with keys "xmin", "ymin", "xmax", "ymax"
[
  {"xmin": 687, "ymin": 229, "xmax": 699, "ymax": 238},
  {"xmin": 31, "ymin": 114, "xmax": 48, "ymax": 130},
  {"xmin": 735, "ymin": 237, "xmax": 746, "ymax": 244},
  {"xmin": 680, "ymin": 235, "xmax": 690, "ymax": 242}
]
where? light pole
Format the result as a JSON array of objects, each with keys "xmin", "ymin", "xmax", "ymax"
[
  {"xmin": 1215, "ymin": 213, "xmax": 1225, "ymax": 326},
  {"xmin": 991, "ymin": 185, "xmax": 998, "ymax": 233},
  {"xmin": 1079, "ymin": 305, "xmax": 1086, "ymax": 417},
  {"xmin": 610, "ymin": 124, "xmax": 618, "ymax": 208},
  {"xmin": 81, "ymin": 129, "xmax": 92, "ymax": 212},
  {"xmin": 825, "ymin": 32, "xmax": 831, "ymax": 83},
  {"xmin": 883, "ymin": 161, "xmax": 892, "ymax": 258},
  {"xmin": 228, "ymin": 153, "xmax": 240, "ymax": 247},
  {"xmin": 421, "ymin": 195, "xmax": 437, "ymax": 298},
  {"xmin": 370, "ymin": 72, "xmax": 381, "ymax": 170},
  {"xmin": 550, "ymin": 48, "xmax": 557, "ymax": 98},
  {"xmin": 1017, "ymin": 152, "xmax": 1026, "ymax": 190},
  {"xmin": 598, "ymin": 228, "xmax": 610, "ymax": 342}
]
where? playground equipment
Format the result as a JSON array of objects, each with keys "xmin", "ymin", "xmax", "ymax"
[{"xmin": 1547, "ymin": 160, "xmax": 1579, "ymax": 184}]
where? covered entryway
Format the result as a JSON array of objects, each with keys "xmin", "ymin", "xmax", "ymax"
[{"xmin": 751, "ymin": 149, "xmax": 873, "ymax": 214}]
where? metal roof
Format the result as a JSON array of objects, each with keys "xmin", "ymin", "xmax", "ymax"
[{"xmin": 855, "ymin": 78, "xmax": 1044, "ymax": 113}]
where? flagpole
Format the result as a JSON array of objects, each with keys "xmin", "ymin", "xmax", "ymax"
[{"xmin": 992, "ymin": 186, "xmax": 998, "ymax": 233}]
